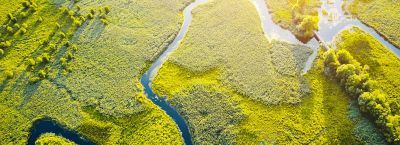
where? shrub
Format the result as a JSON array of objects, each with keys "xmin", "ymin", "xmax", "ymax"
[
  {"xmin": 20, "ymin": 12, "xmax": 28, "ymax": 18},
  {"xmin": 28, "ymin": 58, "xmax": 36, "ymax": 66},
  {"xmin": 104, "ymin": 6, "xmax": 110, "ymax": 14},
  {"xmin": 14, "ymin": 23, "xmax": 20, "ymax": 29},
  {"xmin": 59, "ymin": 32, "xmax": 66, "ymax": 38},
  {"xmin": 5, "ymin": 71, "xmax": 14, "ymax": 79},
  {"xmin": 1, "ymin": 41, "xmax": 12, "ymax": 48},
  {"xmin": 37, "ymin": 16, "xmax": 43, "ymax": 23},
  {"xmin": 38, "ymin": 70, "xmax": 47, "ymax": 79},
  {"xmin": 6, "ymin": 26, "xmax": 14, "ymax": 33},
  {"xmin": 21, "ymin": 23, "xmax": 28, "ymax": 28},
  {"xmin": 49, "ymin": 43, "xmax": 56, "ymax": 51},
  {"xmin": 64, "ymin": 41, "xmax": 71, "ymax": 47},
  {"xmin": 0, "ymin": 49, "xmax": 4, "ymax": 56},
  {"xmin": 87, "ymin": 13, "xmax": 94, "ymax": 19},
  {"xmin": 68, "ymin": 10, "xmax": 75, "ymax": 16},
  {"xmin": 42, "ymin": 53, "xmax": 51, "ymax": 63},
  {"xmin": 71, "ymin": 44, "xmax": 78, "ymax": 51},
  {"xmin": 19, "ymin": 28, "xmax": 27, "ymax": 34},
  {"xmin": 73, "ymin": 19, "xmax": 82, "ymax": 27},
  {"xmin": 60, "ymin": 57, "xmax": 67, "ymax": 65},
  {"xmin": 100, "ymin": 18, "xmax": 109, "ymax": 25},
  {"xmin": 7, "ymin": 13, "xmax": 13, "ymax": 20},
  {"xmin": 90, "ymin": 8, "xmax": 95, "ymax": 15},
  {"xmin": 66, "ymin": 52, "xmax": 73, "ymax": 60},
  {"xmin": 22, "ymin": 1, "xmax": 31, "ymax": 9},
  {"xmin": 55, "ymin": 23, "xmax": 61, "ymax": 29}
]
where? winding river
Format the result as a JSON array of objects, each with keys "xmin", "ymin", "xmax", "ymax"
[
  {"xmin": 27, "ymin": 0, "xmax": 400, "ymax": 144},
  {"xmin": 139, "ymin": 0, "xmax": 207, "ymax": 145}
]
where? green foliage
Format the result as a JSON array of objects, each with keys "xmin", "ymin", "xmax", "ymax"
[
  {"xmin": 346, "ymin": 0, "xmax": 400, "ymax": 48},
  {"xmin": 59, "ymin": 32, "xmax": 66, "ymax": 38},
  {"xmin": 265, "ymin": 0, "xmax": 321, "ymax": 40},
  {"xmin": 323, "ymin": 27, "xmax": 400, "ymax": 143},
  {"xmin": 0, "ymin": 49, "xmax": 4, "ymax": 56},
  {"xmin": 164, "ymin": 0, "xmax": 312, "ymax": 105},
  {"xmin": 35, "ymin": 133, "xmax": 77, "ymax": 145},
  {"xmin": 5, "ymin": 70, "xmax": 14, "ymax": 79},
  {"xmin": 104, "ymin": 6, "xmax": 110, "ymax": 14},
  {"xmin": 174, "ymin": 86, "xmax": 244, "ymax": 144},
  {"xmin": 297, "ymin": 15, "xmax": 319, "ymax": 38},
  {"xmin": 0, "ymin": 0, "xmax": 190, "ymax": 144}
]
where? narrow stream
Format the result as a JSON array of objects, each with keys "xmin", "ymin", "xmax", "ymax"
[{"xmin": 140, "ymin": 0, "xmax": 207, "ymax": 145}]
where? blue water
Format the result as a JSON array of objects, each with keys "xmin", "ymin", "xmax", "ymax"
[
  {"xmin": 139, "ymin": 0, "xmax": 207, "ymax": 145},
  {"xmin": 27, "ymin": 119, "xmax": 94, "ymax": 145}
]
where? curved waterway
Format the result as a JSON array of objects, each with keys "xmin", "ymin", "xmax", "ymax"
[
  {"xmin": 140, "ymin": 0, "xmax": 207, "ymax": 145},
  {"xmin": 27, "ymin": 119, "xmax": 94, "ymax": 145},
  {"xmin": 253, "ymin": 0, "xmax": 400, "ymax": 74}
]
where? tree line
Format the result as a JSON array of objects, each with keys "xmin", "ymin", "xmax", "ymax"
[{"xmin": 323, "ymin": 49, "xmax": 400, "ymax": 143}]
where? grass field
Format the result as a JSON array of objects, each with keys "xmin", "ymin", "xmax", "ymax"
[
  {"xmin": 0, "ymin": 0, "xmax": 190, "ymax": 144},
  {"xmin": 152, "ymin": 0, "xmax": 383, "ymax": 144},
  {"xmin": 345, "ymin": 0, "xmax": 400, "ymax": 48}
]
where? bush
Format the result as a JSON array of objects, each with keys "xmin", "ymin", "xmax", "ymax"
[
  {"xmin": 6, "ymin": 26, "xmax": 14, "ymax": 33},
  {"xmin": 71, "ymin": 44, "xmax": 78, "ymax": 51},
  {"xmin": 27, "ymin": 57, "xmax": 35, "ymax": 64},
  {"xmin": 22, "ymin": 1, "xmax": 31, "ymax": 9},
  {"xmin": 42, "ymin": 53, "xmax": 51, "ymax": 63},
  {"xmin": 90, "ymin": 8, "xmax": 95, "ymax": 15},
  {"xmin": 20, "ymin": 12, "xmax": 28, "ymax": 18},
  {"xmin": 59, "ymin": 32, "xmax": 66, "ymax": 38},
  {"xmin": 323, "ymin": 49, "xmax": 400, "ymax": 144},
  {"xmin": 104, "ymin": 6, "xmax": 110, "ymax": 14},
  {"xmin": 19, "ymin": 28, "xmax": 27, "ymax": 34},
  {"xmin": 1, "ymin": 41, "xmax": 12, "ymax": 48},
  {"xmin": 0, "ymin": 49, "xmax": 4, "ymax": 56},
  {"xmin": 100, "ymin": 18, "xmax": 109, "ymax": 25},
  {"xmin": 37, "ymin": 17, "xmax": 43, "ymax": 23},
  {"xmin": 87, "ymin": 13, "xmax": 94, "ymax": 19},
  {"xmin": 5, "ymin": 71, "xmax": 14, "ymax": 79},
  {"xmin": 38, "ymin": 70, "xmax": 47, "ymax": 79},
  {"xmin": 66, "ymin": 52, "xmax": 73, "ymax": 60},
  {"xmin": 35, "ymin": 56, "xmax": 43, "ymax": 64}
]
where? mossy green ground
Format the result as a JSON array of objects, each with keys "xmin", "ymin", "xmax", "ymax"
[
  {"xmin": 153, "ymin": 0, "xmax": 380, "ymax": 144},
  {"xmin": 345, "ymin": 0, "xmax": 400, "ymax": 48},
  {"xmin": 0, "ymin": 0, "xmax": 190, "ymax": 144},
  {"xmin": 35, "ymin": 133, "xmax": 77, "ymax": 145}
]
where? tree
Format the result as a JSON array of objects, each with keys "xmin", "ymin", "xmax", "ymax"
[
  {"xmin": 297, "ymin": 15, "xmax": 319, "ymax": 38},
  {"xmin": 324, "ymin": 49, "xmax": 340, "ymax": 74},
  {"xmin": 337, "ymin": 49, "xmax": 354, "ymax": 64}
]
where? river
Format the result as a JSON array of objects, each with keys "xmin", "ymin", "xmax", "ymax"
[
  {"xmin": 27, "ymin": 0, "xmax": 400, "ymax": 144},
  {"xmin": 253, "ymin": 0, "xmax": 400, "ymax": 74},
  {"xmin": 139, "ymin": 0, "xmax": 208, "ymax": 145}
]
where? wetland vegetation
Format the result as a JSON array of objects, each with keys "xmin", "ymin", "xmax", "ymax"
[{"xmin": 1, "ymin": 0, "xmax": 399, "ymax": 144}]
